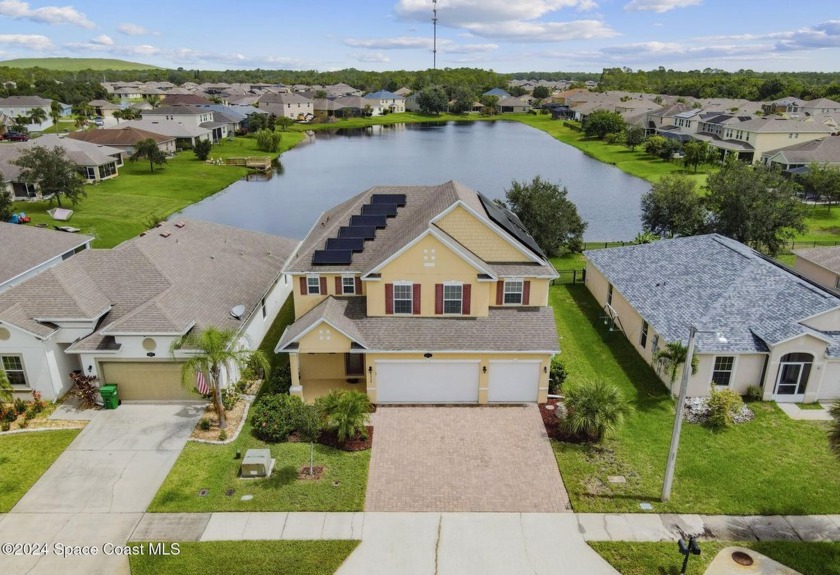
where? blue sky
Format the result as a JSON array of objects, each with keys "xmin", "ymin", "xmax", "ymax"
[{"xmin": 0, "ymin": 0, "xmax": 838, "ymax": 73}]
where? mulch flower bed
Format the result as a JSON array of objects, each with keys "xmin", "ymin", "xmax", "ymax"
[
  {"xmin": 297, "ymin": 465, "xmax": 325, "ymax": 480},
  {"xmin": 318, "ymin": 425, "xmax": 373, "ymax": 451},
  {"xmin": 538, "ymin": 399, "xmax": 585, "ymax": 443}
]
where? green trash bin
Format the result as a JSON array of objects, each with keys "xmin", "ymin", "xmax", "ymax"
[{"xmin": 100, "ymin": 384, "xmax": 119, "ymax": 409}]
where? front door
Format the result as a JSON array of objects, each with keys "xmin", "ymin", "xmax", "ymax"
[{"xmin": 773, "ymin": 353, "xmax": 813, "ymax": 402}]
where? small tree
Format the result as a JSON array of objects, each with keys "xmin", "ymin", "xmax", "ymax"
[
  {"xmin": 658, "ymin": 138, "xmax": 682, "ymax": 162},
  {"xmin": 531, "ymin": 86, "xmax": 550, "ymax": 99},
  {"xmin": 654, "ymin": 341, "xmax": 699, "ymax": 386},
  {"xmin": 682, "ymin": 140, "xmax": 710, "ymax": 172},
  {"xmin": 0, "ymin": 173, "xmax": 13, "ymax": 222},
  {"xmin": 561, "ymin": 378, "xmax": 631, "ymax": 442},
  {"xmin": 502, "ymin": 176, "xmax": 587, "ymax": 256},
  {"xmin": 644, "ymin": 135, "xmax": 666, "ymax": 157},
  {"xmin": 416, "ymin": 85, "xmax": 448, "ymax": 115},
  {"xmin": 246, "ymin": 113, "xmax": 267, "ymax": 133},
  {"xmin": 172, "ymin": 327, "xmax": 269, "ymax": 430},
  {"xmin": 193, "ymin": 138, "xmax": 213, "ymax": 161},
  {"xmin": 13, "ymin": 146, "xmax": 86, "ymax": 207},
  {"xmin": 449, "ymin": 86, "xmax": 475, "ymax": 114},
  {"xmin": 276, "ymin": 116, "xmax": 294, "ymax": 132},
  {"xmin": 255, "ymin": 129, "xmax": 281, "ymax": 153},
  {"xmin": 641, "ymin": 174, "xmax": 706, "ymax": 238},
  {"xmin": 130, "ymin": 138, "xmax": 167, "ymax": 173},
  {"xmin": 801, "ymin": 163, "xmax": 840, "ymax": 212},
  {"xmin": 583, "ymin": 109, "xmax": 625, "ymax": 140},
  {"xmin": 625, "ymin": 125, "xmax": 645, "ymax": 151},
  {"xmin": 296, "ymin": 404, "xmax": 323, "ymax": 476},
  {"xmin": 479, "ymin": 94, "xmax": 499, "ymax": 115},
  {"xmin": 49, "ymin": 100, "xmax": 62, "ymax": 127}
]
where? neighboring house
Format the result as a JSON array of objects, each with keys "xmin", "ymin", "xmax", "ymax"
[
  {"xmin": 258, "ymin": 92, "xmax": 314, "ymax": 121},
  {"xmin": 761, "ymin": 136, "xmax": 840, "ymax": 170},
  {"xmin": 142, "ymin": 105, "xmax": 215, "ymax": 129},
  {"xmin": 161, "ymin": 93, "xmax": 215, "ymax": 107},
  {"xmin": 694, "ymin": 117, "xmax": 833, "ymax": 162},
  {"xmin": 0, "ymin": 218, "xmax": 297, "ymax": 401},
  {"xmin": 332, "ymin": 96, "xmax": 384, "ymax": 117},
  {"xmin": 118, "ymin": 118, "xmax": 212, "ymax": 146},
  {"xmin": 88, "ymin": 99, "xmax": 120, "ymax": 118},
  {"xmin": 364, "ymin": 90, "xmax": 406, "ymax": 113},
  {"xmin": 483, "ymin": 88, "xmax": 511, "ymax": 98},
  {"xmin": 793, "ymin": 247, "xmax": 840, "ymax": 296},
  {"xmin": 113, "ymin": 87, "xmax": 143, "ymax": 101},
  {"xmin": 276, "ymin": 181, "xmax": 559, "ymax": 405},
  {"xmin": 0, "ymin": 223, "xmax": 91, "ymax": 294},
  {"xmin": 67, "ymin": 126, "xmax": 177, "ymax": 156},
  {"xmin": 497, "ymin": 97, "xmax": 530, "ymax": 114},
  {"xmin": 801, "ymin": 98, "xmax": 840, "ymax": 117},
  {"xmin": 585, "ymin": 234, "xmax": 840, "ymax": 403},
  {"xmin": 0, "ymin": 95, "xmax": 54, "ymax": 131},
  {"xmin": 762, "ymin": 97, "xmax": 805, "ymax": 115},
  {"xmin": 22, "ymin": 135, "xmax": 125, "ymax": 183}
]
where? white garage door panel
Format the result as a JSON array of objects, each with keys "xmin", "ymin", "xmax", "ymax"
[
  {"xmin": 375, "ymin": 360, "xmax": 479, "ymax": 403},
  {"xmin": 488, "ymin": 360, "xmax": 541, "ymax": 403}
]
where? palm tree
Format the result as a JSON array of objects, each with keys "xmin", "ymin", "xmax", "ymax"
[
  {"xmin": 830, "ymin": 399, "xmax": 840, "ymax": 459},
  {"xmin": 144, "ymin": 94, "xmax": 161, "ymax": 108},
  {"xmin": 171, "ymin": 327, "xmax": 269, "ymax": 429},
  {"xmin": 654, "ymin": 341, "xmax": 699, "ymax": 385},
  {"xmin": 112, "ymin": 109, "xmax": 124, "ymax": 124},
  {"xmin": 561, "ymin": 378, "xmax": 631, "ymax": 442},
  {"xmin": 49, "ymin": 100, "xmax": 62, "ymax": 128},
  {"xmin": 28, "ymin": 106, "xmax": 47, "ymax": 127}
]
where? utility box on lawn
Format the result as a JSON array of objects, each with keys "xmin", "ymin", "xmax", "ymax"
[{"xmin": 240, "ymin": 449, "xmax": 274, "ymax": 478}]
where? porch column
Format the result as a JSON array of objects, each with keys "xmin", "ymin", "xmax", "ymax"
[{"xmin": 288, "ymin": 353, "xmax": 303, "ymax": 399}]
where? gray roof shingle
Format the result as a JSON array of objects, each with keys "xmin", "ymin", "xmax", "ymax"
[{"xmin": 0, "ymin": 222, "xmax": 92, "ymax": 286}]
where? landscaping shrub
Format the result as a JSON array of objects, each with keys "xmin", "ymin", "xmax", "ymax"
[
  {"xmin": 1, "ymin": 421, "xmax": 9, "ymax": 432},
  {"xmin": 255, "ymin": 129, "xmax": 282, "ymax": 153},
  {"xmin": 707, "ymin": 386, "xmax": 745, "ymax": 429},
  {"xmin": 221, "ymin": 387, "xmax": 239, "ymax": 411},
  {"xmin": 548, "ymin": 358, "xmax": 567, "ymax": 395},
  {"xmin": 31, "ymin": 391, "xmax": 45, "ymax": 413},
  {"xmin": 1, "ymin": 406, "xmax": 16, "ymax": 423},
  {"xmin": 218, "ymin": 430, "xmax": 227, "ymax": 441},
  {"xmin": 251, "ymin": 393, "xmax": 305, "ymax": 442},
  {"xmin": 744, "ymin": 385, "xmax": 763, "ymax": 401},
  {"xmin": 561, "ymin": 378, "xmax": 631, "ymax": 442},
  {"xmin": 316, "ymin": 389, "xmax": 370, "ymax": 444},
  {"xmin": 193, "ymin": 139, "xmax": 213, "ymax": 161},
  {"xmin": 24, "ymin": 408, "xmax": 35, "ymax": 421},
  {"xmin": 17, "ymin": 418, "xmax": 28, "ymax": 428},
  {"xmin": 13, "ymin": 397, "xmax": 26, "ymax": 415},
  {"xmin": 235, "ymin": 380, "xmax": 250, "ymax": 394},
  {"xmin": 262, "ymin": 362, "xmax": 291, "ymax": 396},
  {"xmin": 199, "ymin": 418, "xmax": 211, "ymax": 431}
]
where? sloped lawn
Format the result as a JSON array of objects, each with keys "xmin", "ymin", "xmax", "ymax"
[
  {"xmin": 551, "ymin": 284, "xmax": 840, "ymax": 514},
  {"xmin": 0, "ymin": 429, "xmax": 79, "ymax": 511}
]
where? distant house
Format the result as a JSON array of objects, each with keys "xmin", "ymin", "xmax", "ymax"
[
  {"xmin": 88, "ymin": 99, "xmax": 120, "ymax": 119},
  {"xmin": 0, "ymin": 219, "xmax": 297, "ymax": 401},
  {"xmin": 0, "ymin": 95, "xmax": 54, "ymax": 131},
  {"xmin": 161, "ymin": 93, "xmax": 215, "ymax": 107},
  {"xmin": 483, "ymin": 88, "xmax": 511, "ymax": 98},
  {"xmin": 497, "ymin": 97, "xmax": 530, "ymax": 114},
  {"xmin": 694, "ymin": 117, "xmax": 834, "ymax": 163},
  {"xmin": 23, "ymin": 135, "xmax": 124, "ymax": 183},
  {"xmin": 761, "ymin": 136, "xmax": 840, "ymax": 171},
  {"xmin": 142, "ymin": 105, "xmax": 215, "ymax": 129},
  {"xmin": 67, "ymin": 126, "xmax": 177, "ymax": 156},
  {"xmin": 0, "ymin": 223, "xmax": 92, "ymax": 294},
  {"xmin": 364, "ymin": 90, "xmax": 406, "ymax": 114},
  {"xmin": 586, "ymin": 235, "xmax": 840, "ymax": 403},
  {"xmin": 332, "ymin": 96, "xmax": 384, "ymax": 117},
  {"xmin": 793, "ymin": 246, "xmax": 840, "ymax": 296},
  {"xmin": 258, "ymin": 92, "xmax": 314, "ymax": 121},
  {"xmin": 119, "ymin": 118, "xmax": 212, "ymax": 146}
]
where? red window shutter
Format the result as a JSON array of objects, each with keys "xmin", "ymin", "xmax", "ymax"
[
  {"xmin": 385, "ymin": 283, "xmax": 394, "ymax": 314},
  {"xmin": 462, "ymin": 284, "xmax": 471, "ymax": 315},
  {"xmin": 335, "ymin": 276, "xmax": 342, "ymax": 295},
  {"xmin": 523, "ymin": 280, "xmax": 531, "ymax": 305},
  {"xmin": 355, "ymin": 277, "xmax": 362, "ymax": 295},
  {"xmin": 413, "ymin": 283, "xmax": 421, "ymax": 315},
  {"xmin": 319, "ymin": 276, "xmax": 327, "ymax": 295},
  {"xmin": 435, "ymin": 284, "xmax": 443, "ymax": 315},
  {"xmin": 496, "ymin": 281, "xmax": 504, "ymax": 305},
  {"xmin": 299, "ymin": 277, "xmax": 307, "ymax": 295}
]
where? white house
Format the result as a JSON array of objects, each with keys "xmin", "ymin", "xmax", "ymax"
[
  {"xmin": 364, "ymin": 90, "xmax": 406, "ymax": 113},
  {"xmin": 0, "ymin": 219, "xmax": 297, "ymax": 401},
  {"xmin": 0, "ymin": 95, "xmax": 54, "ymax": 131}
]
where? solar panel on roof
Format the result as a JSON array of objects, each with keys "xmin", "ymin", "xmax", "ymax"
[
  {"xmin": 478, "ymin": 193, "xmax": 547, "ymax": 259},
  {"xmin": 339, "ymin": 225, "xmax": 376, "ymax": 240},
  {"xmin": 312, "ymin": 249, "xmax": 353, "ymax": 265},
  {"xmin": 370, "ymin": 194, "xmax": 406, "ymax": 206},
  {"xmin": 350, "ymin": 214, "xmax": 388, "ymax": 228},
  {"xmin": 362, "ymin": 203, "xmax": 398, "ymax": 217},
  {"xmin": 326, "ymin": 237, "xmax": 366, "ymax": 252}
]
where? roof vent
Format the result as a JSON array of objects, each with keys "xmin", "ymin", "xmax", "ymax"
[
  {"xmin": 175, "ymin": 221, "xmax": 186, "ymax": 228},
  {"xmin": 230, "ymin": 304, "xmax": 246, "ymax": 320},
  {"xmin": 160, "ymin": 231, "xmax": 171, "ymax": 238}
]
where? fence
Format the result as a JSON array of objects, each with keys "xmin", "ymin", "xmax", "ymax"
[
  {"xmin": 786, "ymin": 240, "xmax": 840, "ymax": 250},
  {"xmin": 552, "ymin": 268, "xmax": 586, "ymax": 285}
]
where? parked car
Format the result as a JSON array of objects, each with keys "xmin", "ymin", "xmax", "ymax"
[
  {"xmin": 3, "ymin": 132, "xmax": 29, "ymax": 141},
  {"xmin": 94, "ymin": 116, "xmax": 104, "ymax": 127}
]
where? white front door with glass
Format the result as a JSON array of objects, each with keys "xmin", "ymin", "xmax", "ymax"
[{"xmin": 772, "ymin": 353, "xmax": 813, "ymax": 402}]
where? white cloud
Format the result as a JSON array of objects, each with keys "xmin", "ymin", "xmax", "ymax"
[
  {"xmin": 0, "ymin": 33, "xmax": 52, "ymax": 50},
  {"xmin": 775, "ymin": 20, "xmax": 840, "ymax": 50},
  {"xmin": 442, "ymin": 42, "xmax": 497, "ymax": 54},
  {"xmin": 345, "ymin": 36, "xmax": 431, "ymax": 50},
  {"xmin": 90, "ymin": 34, "xmax": 112, "ymax": 46},
  {"xmin": 117, "ymin": 23, "xmax": 158, "ymax": 36},
  {"xmin": 356, "ymin": 52, "xmax": 390, "ymax": 63},
  {"xmin": 623, "ymin": 0, "xmax": 701, "ymax": 13},
  {"xmin": 464, "ymin": 19, "xmax": 616, "ymax": 42},
  {"xmin": 0, "ymin": 0, "xmax": 94, "ymax": 28}
]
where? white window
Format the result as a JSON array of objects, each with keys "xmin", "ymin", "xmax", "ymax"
[
  {"xmin": 712, "ymin": 356, "xmax": 735, "ymax": 386},
  {"xmin": 342, "ymin": 276, "xmax": 356, "ymax": 295},
  {"xmin": 504, "ymin": 280, "xmax": 523, "ymax": 305},
  {"xmin": 307, "ymin": 276, "xmax": 320, "ymax": 295},
  {"xmin": 443, "ymin": 284, "xmax": 463, "ymax": 314},
  {"xmin": 393, "ymin": 284, "xmax": 413, "ymax": 314},
  {"xmin": 2, "ymin": 355, "xmax": 27, "ymax": 387}
]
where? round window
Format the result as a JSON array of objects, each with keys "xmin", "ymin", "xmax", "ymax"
[
  {"xmin": 0, "ymin": 327, "xmax": 9, "ymax": 341},
  {"xmin": 142, "ymin": 338, "xmax": 157, "ymax": 351}
]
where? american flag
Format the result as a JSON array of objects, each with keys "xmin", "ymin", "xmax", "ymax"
[{"xmin": 195, "ymin": 370, "xmax": 209, "ymax": 395}]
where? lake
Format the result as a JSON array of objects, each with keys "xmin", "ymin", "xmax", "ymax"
[{"xmin": 179, "ymin": 121, "xmax": 650, "ymax": 241}]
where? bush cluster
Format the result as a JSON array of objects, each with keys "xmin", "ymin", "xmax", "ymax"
[
  {"xmin": 707, "ymin": 387, "xmax": 745, "ymax": 429},
  {"xmin": 251, "ymin": 393, "xmax": 306, "ymax": 442}
]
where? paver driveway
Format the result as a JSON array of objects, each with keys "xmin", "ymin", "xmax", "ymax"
[{"xmin": 365, "ymin": 405, "xmax": 570, "ymax": 512}]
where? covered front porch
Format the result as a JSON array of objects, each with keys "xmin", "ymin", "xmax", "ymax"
[{"xmin": 289, "ymin": 351, "xmax": 368, "ymax": 403}]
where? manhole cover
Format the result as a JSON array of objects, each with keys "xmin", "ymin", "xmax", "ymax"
[
  {"xmin": 225, "ymin": 488, "xmax": 235, "ymax": 497},
  {"xmin": 240, "ymin": 494, "xmax": 253, "ymax": 501},
  {"xmin": 639, "ymin": 502, "xmax": 653, "ymax": 511},
  {"xmin": 731, "ymin": 551, "xmax": 754, "ymax": 566},
  {"xmin": 198, "ymin": 488, "xmax": 209, "ymax": 497}
]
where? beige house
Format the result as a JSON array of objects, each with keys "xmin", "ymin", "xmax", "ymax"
[
  {"xmin": 68, "ymin": 126, "xmax": 177, "ymax": 156},
  {"xmin": 258, "ymin": 92, "xmax": 314, "ymax": 121},
  {"xmin": 277, "ymin": 181, "xmax": 559, "ymax": 404},
  {"xmin": 586, "ymin": 235, "xmax": 840, "ymax": 403},
  {"xmin": 695, "ymin": 116, "xmax": 833, "ymax": 162},
  {"xmin": 793, "ymin": 246, "xmax": 840, "ymax": 295}
]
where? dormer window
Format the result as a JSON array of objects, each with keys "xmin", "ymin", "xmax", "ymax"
[
  {"xmin": 504, "ymin": 280, "xmax": 524, "ymax": 305},
  {"xmin": 342, "ymin": 276, "xmax": 356, "ymax": 295}
]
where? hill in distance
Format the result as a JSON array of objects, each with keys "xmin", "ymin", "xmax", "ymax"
[{"xmin": 0, "ymin": 57, "xmax": 161, "ymax": 71}]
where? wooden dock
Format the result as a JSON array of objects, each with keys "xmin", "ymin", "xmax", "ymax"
[{"xmin": 223, "ymin": 157, "xmax": 272, "ymax": 170}]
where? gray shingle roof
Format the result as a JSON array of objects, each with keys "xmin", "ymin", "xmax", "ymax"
[
  {"xmin": 764, "ymin": 136, "xmax": 840, "ymax": 164},
  {"xmin": 277, "ymin": 296, "xmax": 559, "ymax": 353},
  {"xmin": 0, "ymin": 222, "xmax": 92, "ymax": 286},
  {"xmin": 585, "ymin": 235, "xmax": 840, "ymax": 354}
]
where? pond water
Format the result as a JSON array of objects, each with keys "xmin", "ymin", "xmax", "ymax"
[{"xmin": 179, "ymin": 121, "xmax": 650, "ymax": 241}]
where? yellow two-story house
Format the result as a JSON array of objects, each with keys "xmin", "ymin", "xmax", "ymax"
[{"xmin": 276, "ymin": 181, "xmax": 560, "ymax": 404}]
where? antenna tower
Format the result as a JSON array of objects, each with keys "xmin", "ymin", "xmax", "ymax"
[{"xmin": 432, "ymin": 0, "xmax": 438, "ymax": 70}]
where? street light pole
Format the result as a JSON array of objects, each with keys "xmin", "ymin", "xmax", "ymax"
[{"xmin": 662, "ymin": 325, "xmax": 697, "ymax": 502}]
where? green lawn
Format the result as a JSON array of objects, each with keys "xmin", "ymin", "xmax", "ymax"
[
  {"xmin": 148, "ymin": 419, "xmax": 370, "ymax": 512},
  {"xmin": 551, "ymin": 284, "xmax": 840, "ymax": 515},
  {"xmin": 592, "ymin": 541, "xmax": 840, "ymax": 575},
  {"xmin": 0, "ymin": 429, "xmax": 79, "ymax": 511},
  {"xmin": 13, "ymin": 135, "xmax": 303, "ymax": 248},
  {"xmin": 129, "ymin": 540, "xmax": 358, "ymax": 575}
]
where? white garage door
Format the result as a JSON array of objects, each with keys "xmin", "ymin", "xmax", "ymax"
[
  {"xmin": 488, "ymin": 360, "xmax": 541, "ymax": 403},
  {"xmin": 375, "ymin": 360, "xmax": 479, "ymax": 404}
]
